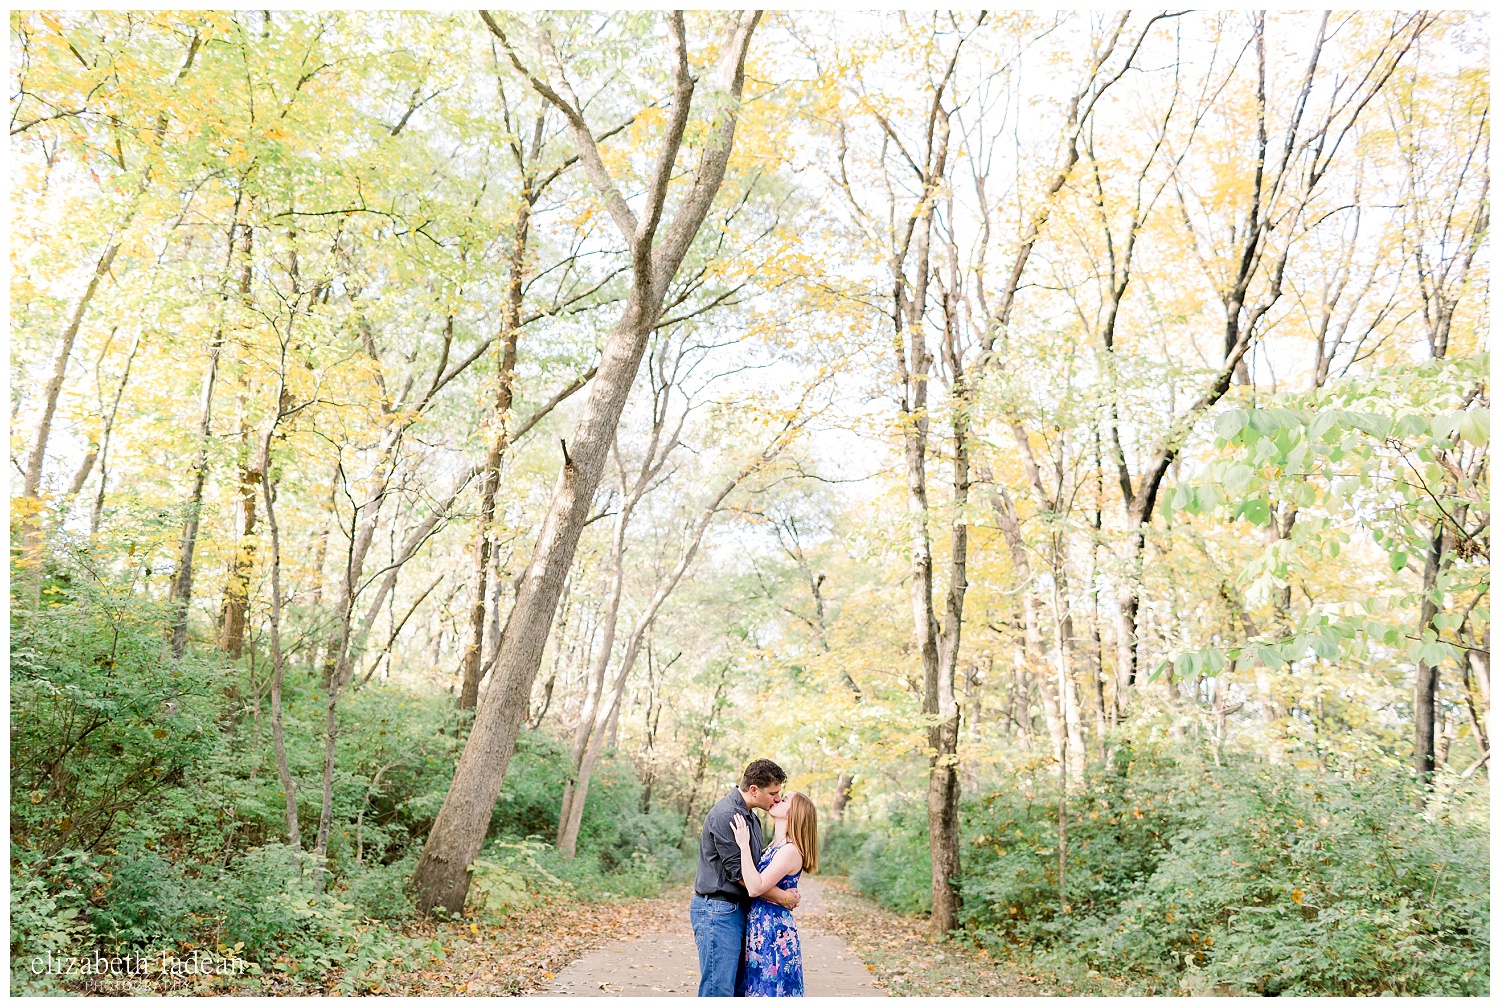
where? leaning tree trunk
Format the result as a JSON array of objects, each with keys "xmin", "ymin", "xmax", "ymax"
[
  {"xmin": 413, "ymin": 292, "xmax": 661, "ymax": 912},
  {"xmin": 557, "ymin": 402, "xmax": 689, "ymax": 843},
  {"xmin": 555, "ymin": 545, "xmax": 623, "ymax": 849},
  {"xmin": 410, "ymin": 10, "xmax": 760, "ymax": 916},
  {"xmin": 86, "ymin": 330, "xmax": 142, "ymax": 535},
  {"xmin": 558, "ymin": 378, "xmax": 687, "ymax": 850},
  {"xmin": 18, "ymin": 238, "xmax": 126, "ymax": 610}
]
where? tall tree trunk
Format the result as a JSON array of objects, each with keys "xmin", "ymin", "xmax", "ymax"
[
  {"xmin": 320, "ymin": 479, "xmax": 383, "ymax": 689},
  {"xmin": 1059, "ymin": 611, "xmax": 1087, "ymax": 781},
  {"xmin": 168, "ymin": 198, "xmax": 245, "ymax": 656},
  {"xmin": 312, "ymin": 658, "xmax": 343, "ymax": 889},
  {"xmin": 261, "ymin": 379, "xmax": 300, "ymax": 851},
  {"xmin": 558, "ymin": 421, "xmax": 673, "ymax": 853},
  {"xmin": 1031, "ymin": 595, "xmax": 1068, "ymax": 761},
  {"xmin": 991, "ymin": 486, "xmax": 1067, "ymax": 759},
  {"xmin": 167, "ymin": 337, "xmax": 223, "ymax": 657},
  {"xmin": 926, "ymin": 272, "xmax": 966, "ymax": 936},
  {"xmin": 556, "ymin": 537, "xmax": 624, "ymax": 850},
  {"xmin": 306, "ymin": 444, "xmax": 391, "ymax": 888},
  {"xmin": 412, "ymin": 11, "xmax": 760, "ymax": 915},
  {"xmin": 1469, "ymin": 646, "xmax": 1491, "ymax": 749},
  {"xmin": 220, "ymin": 222, "xmax": 258, "ymax": 658},
  {"xmin": 1089, "ymin": 433, "xmax": 1110, "ymax": 737},
  {"xmin": 1114, "ymin": 528, "xmax": 1145, "ymax": 717},
  {"xmin": 219, "ymin": 451, "xmax": 260, "ymax": 659},
  {"xmin": 531, "ymin": 575, "xmax": 573, "ymax": 729},
  {"xmin": 1414, "ymin": 523, "xmax": 1446, "ymax": 785},
  {"xmin": 305, "ymin": 464, "xmax": 339, "ymax": 675},
  {"xmin": 18, "ymin": 238, "xmax": 126, "ymax": 609},
  {"xmin": 461, "ymin": 193, "xmax": 533, "ymax": 710}
]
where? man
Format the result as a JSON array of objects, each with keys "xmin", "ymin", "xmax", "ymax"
[{"xmin": 691, "ymin": 758, "xmax": 801, "ymax": 996}]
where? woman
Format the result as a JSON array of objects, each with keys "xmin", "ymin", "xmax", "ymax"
[{"xmin": 730, "ymin": 791, "xmax": 818, "ymax": 997}]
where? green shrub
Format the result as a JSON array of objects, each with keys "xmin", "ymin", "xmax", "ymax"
[
  {"xmin": 845, "ymin": 801, "xmax": 931, "ymax": 914},
  {"xmin": 958, "ymin": 743, "xmax": 1185, "ymax": 941},
  {"xmin": 338, "ymin": 854, "xmax": 419, "ymax": 922},
  {"xmin": 89, "ymin": 843, "xmax": 192, "ymax": 950},
  {"xmin": 9, "ymin": 849, "xmax": 95, "ymax": 994},
  {"xmin": 206, "ymin": 844, "xmax": 429, "ymax": 992},
  {"xmin": 480, "ymin": 735, "xmax": 688, "ymax": 895},
  {"xmin": 817, "ymin": 822, "xmax": 870, "ymax": 876},
  {"xmin": 508, "ymin": 835, "xmax": 685, "ymax": 903},
  {"xmin": 489, "ymin": 730, "xmax": 569, "ymax": 839},
  {"xmin": 10, "ymin": 589, "xmax": 226, "ymax": 859},
  {"xmin": 956, "ymin": 746, "xmax": 1489, "ymax": 995},
  {"xmin": 7, "ymin": 570, "xmax": 719, "ymax": 990}
]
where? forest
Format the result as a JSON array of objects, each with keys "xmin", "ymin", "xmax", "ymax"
[{"xmin": 9, "ymin": 9, "xmax": 1489, "ymax": 996}]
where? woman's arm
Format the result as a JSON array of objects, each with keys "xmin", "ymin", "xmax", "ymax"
[
  {"xmin": 753, "ymin": 845, "xmax": 803, "ymax": 897},
  {"xmin": 730, "ymin": 815, "xmax": 803, "ymax": 897}
]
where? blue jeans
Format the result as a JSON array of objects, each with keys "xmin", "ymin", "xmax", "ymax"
[{"xmin": 690, "ymin": 894, "xmax": 746, "ymax": 997}]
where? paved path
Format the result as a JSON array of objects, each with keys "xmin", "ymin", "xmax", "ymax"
[{"xmin": 546, "ymin": 878, "xmax": 884, "ymax": 997}]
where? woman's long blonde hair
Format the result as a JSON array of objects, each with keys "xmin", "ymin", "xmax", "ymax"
[{"xmin": 786, "ymin": 792, "xmax": 818, "ymax": 873}]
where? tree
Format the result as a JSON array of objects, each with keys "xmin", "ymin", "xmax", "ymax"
[
  {"xmin": 1106, "ymin": 11, "xmax": 1431, "ymax": 712},
  {"xmin": 14, "ymin": 22, "xmax": 204, "ymax": 611},
  {"xmin": 1391, "ymin": 36, "xmax": 1489, "ymax": 784},
  {"xmin": 411, "ymin": 9, "xmax": 763, "ymax": 915}
]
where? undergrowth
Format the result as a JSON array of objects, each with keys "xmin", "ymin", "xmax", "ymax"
[
  {"xmin": 830, "ymin": 744, "xmax": 1488, "ymax": 995},
  {"xmin": 9, "ymin": 580, "xmax": 684, "ymax": 994}
]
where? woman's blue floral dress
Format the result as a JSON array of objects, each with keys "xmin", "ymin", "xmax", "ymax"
[{"xmin": 739, "ymin": 843, "xmax": 803, "ymax": 997}]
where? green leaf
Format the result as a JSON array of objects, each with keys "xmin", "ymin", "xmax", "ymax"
[
  {"xmin": 1351, "ymin": 412, "xmax": 1392, "ymax": 439},
  {"xmin": 1457, "ymin": 408, "xmax": 1489, "ymax": 446},
  {"xmin": 1313, "ymin": 631, "xmax": 1341, "ymax": 660},
  {"xmin": 1238, "ymin": 497, "xmax": 1270, "ymax": 525},
  {"xmin": 1394, "ymin": 414, "xmax": 1431, "ymax": 438},
  {"xmin": 1224, "ymin": 463, "xmax": 1254, "ymax": 495},
  {"xmin": 1432, "ymin": 411, "xmax": 1463, "ymax": 442},
  {"xmin": 1308, "ymin": 409, "xmax": 1341, "ymax": 443},
  {"xmin": 1216, "ymin": 408, "xmax": 1249, "ymax": 442},
  {"xmin": 1417, "ymin": 642, "xmax": 1455, "ymax": 667},
  {"xmin": 1251, "ymin": 643, "xmax": 1283, "ymax": 667}
]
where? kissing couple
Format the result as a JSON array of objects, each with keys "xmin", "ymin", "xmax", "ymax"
[{"xmin": 691, "ymin": 759, "xmax": 820, "ymax": 997}]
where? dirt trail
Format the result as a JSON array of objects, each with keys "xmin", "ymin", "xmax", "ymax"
[{"xmin": 546, "ymin": 878, "xmax": 885, "ymax": 996}]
